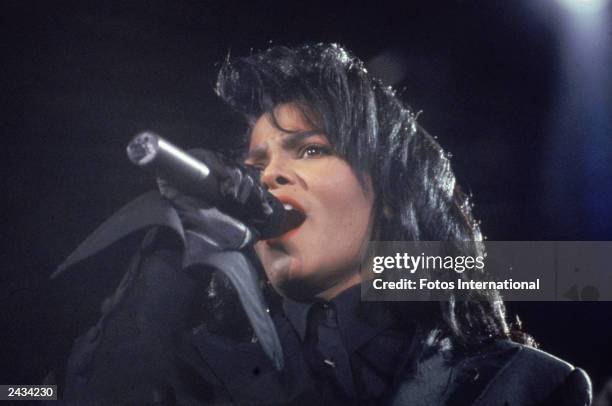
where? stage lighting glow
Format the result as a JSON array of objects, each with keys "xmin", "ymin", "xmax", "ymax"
[{"xmin": 557, "ymin": 0, "xmax": 610, "ymax": 14}]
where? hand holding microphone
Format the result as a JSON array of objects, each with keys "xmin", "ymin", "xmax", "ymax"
[
  {"xmin": 127, "ymin": 131, "xmax": 304, "ymax": 241},
  {"xmin": 127, "ymin": 132, "xmax": 293, "ymax": 370}
]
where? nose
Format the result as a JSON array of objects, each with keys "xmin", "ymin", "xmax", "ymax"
[{"xmin": 260, "ymin": 156, "xmax": 294, "ymax": 190}]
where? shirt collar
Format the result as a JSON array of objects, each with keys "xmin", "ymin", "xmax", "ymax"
[{"xmin": 282, "ymin": 284, "xmax": 398, "ymax": 354}]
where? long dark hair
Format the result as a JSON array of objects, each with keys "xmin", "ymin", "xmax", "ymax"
[{"xmin": 215, "ymin": 43, "xmax": 529, "ymax": 354}]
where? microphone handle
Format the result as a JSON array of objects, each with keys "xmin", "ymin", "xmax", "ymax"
[{"xmin": 127, "ymin": 131, "xmax": 222, "ymax": 204}]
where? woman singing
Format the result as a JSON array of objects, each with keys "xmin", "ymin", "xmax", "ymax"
[{"xmin": 60, "ymin": 43, "xmax": 592, "ymax": 405}]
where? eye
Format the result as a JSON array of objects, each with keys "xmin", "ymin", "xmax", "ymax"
[{"xmin": 299, "ymin": 144, "xmax": 332, "ymax": 158}]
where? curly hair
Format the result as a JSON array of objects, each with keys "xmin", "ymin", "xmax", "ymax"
[{"xmin": 215, "ymin": 43, "xmax": 529, "ymax": 355}]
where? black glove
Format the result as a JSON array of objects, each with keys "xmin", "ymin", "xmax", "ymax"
[{"xmin": 157, "ymin": 174, "xmax": 255, "ymax": 251}]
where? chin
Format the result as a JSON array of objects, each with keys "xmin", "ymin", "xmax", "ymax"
[{"xmin": 269, "ymin": 270, "xmax": 320, "ymax": 302}]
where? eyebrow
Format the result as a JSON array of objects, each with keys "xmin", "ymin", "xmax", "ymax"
[{"xmin": 245, "ymin": 129, "xmax": 325, "ymax": 162}]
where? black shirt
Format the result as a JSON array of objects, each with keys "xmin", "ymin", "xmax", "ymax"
[{"xmin": 283, "ymin": 285, "xmax": 416, "ymax": 404}]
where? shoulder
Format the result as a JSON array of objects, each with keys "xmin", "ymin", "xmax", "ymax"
[
  {"xmin": 470, "ymin": 340, "xmax": 592, "ymax": 405},
  {"xmin": 390, "ymin": 340, "xmax": 592, "ymax": 406}
]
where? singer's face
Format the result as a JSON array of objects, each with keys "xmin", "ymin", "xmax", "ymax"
[{"xmin": 246, "ymin": 104, "xmax": 374, "ymax": 301}]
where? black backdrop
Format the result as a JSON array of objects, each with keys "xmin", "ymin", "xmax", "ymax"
[{"xmin": 2, "ymin": 0, "xmax": 611, "ymax": 393}]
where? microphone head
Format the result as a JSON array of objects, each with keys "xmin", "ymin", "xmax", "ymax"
[{"xmin": 127, "ymin": 131, "xmax": 160, "ymax": 165}]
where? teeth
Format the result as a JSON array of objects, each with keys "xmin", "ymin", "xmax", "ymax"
[{"xmin": 283, "ymin": 203, "xmax": 294, "ymax": 211}]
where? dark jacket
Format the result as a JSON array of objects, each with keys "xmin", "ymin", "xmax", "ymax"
[{"xmin": 59, "ymin": 245, "xmax": 591, "ymax": 405}]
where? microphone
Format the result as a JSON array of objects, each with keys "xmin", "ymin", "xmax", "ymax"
[{"xmin": 126, "ymin": 131, "xmax": 303, "ymax": 240}]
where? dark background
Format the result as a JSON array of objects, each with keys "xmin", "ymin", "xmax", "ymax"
[{"xmin": 2, "ymin": 0, "xmax": 611, "ymax": 395}]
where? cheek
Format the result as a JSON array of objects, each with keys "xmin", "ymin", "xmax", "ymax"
[
  {"xmin": 307, "ymin": 162, "xmax": 374, "ymax": 261},
  {"xmin": 313, "ymin": 163, "xmax": 373, "ymax": 229}
]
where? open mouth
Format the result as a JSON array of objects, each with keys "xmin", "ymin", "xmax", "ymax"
[
  {"xmin": 271, "ymin": 198, "xmax": 307, "ymax": 239},
  {"xmin": 279, "ymin": 205, "xmax": 306, "ymax": 235}
]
